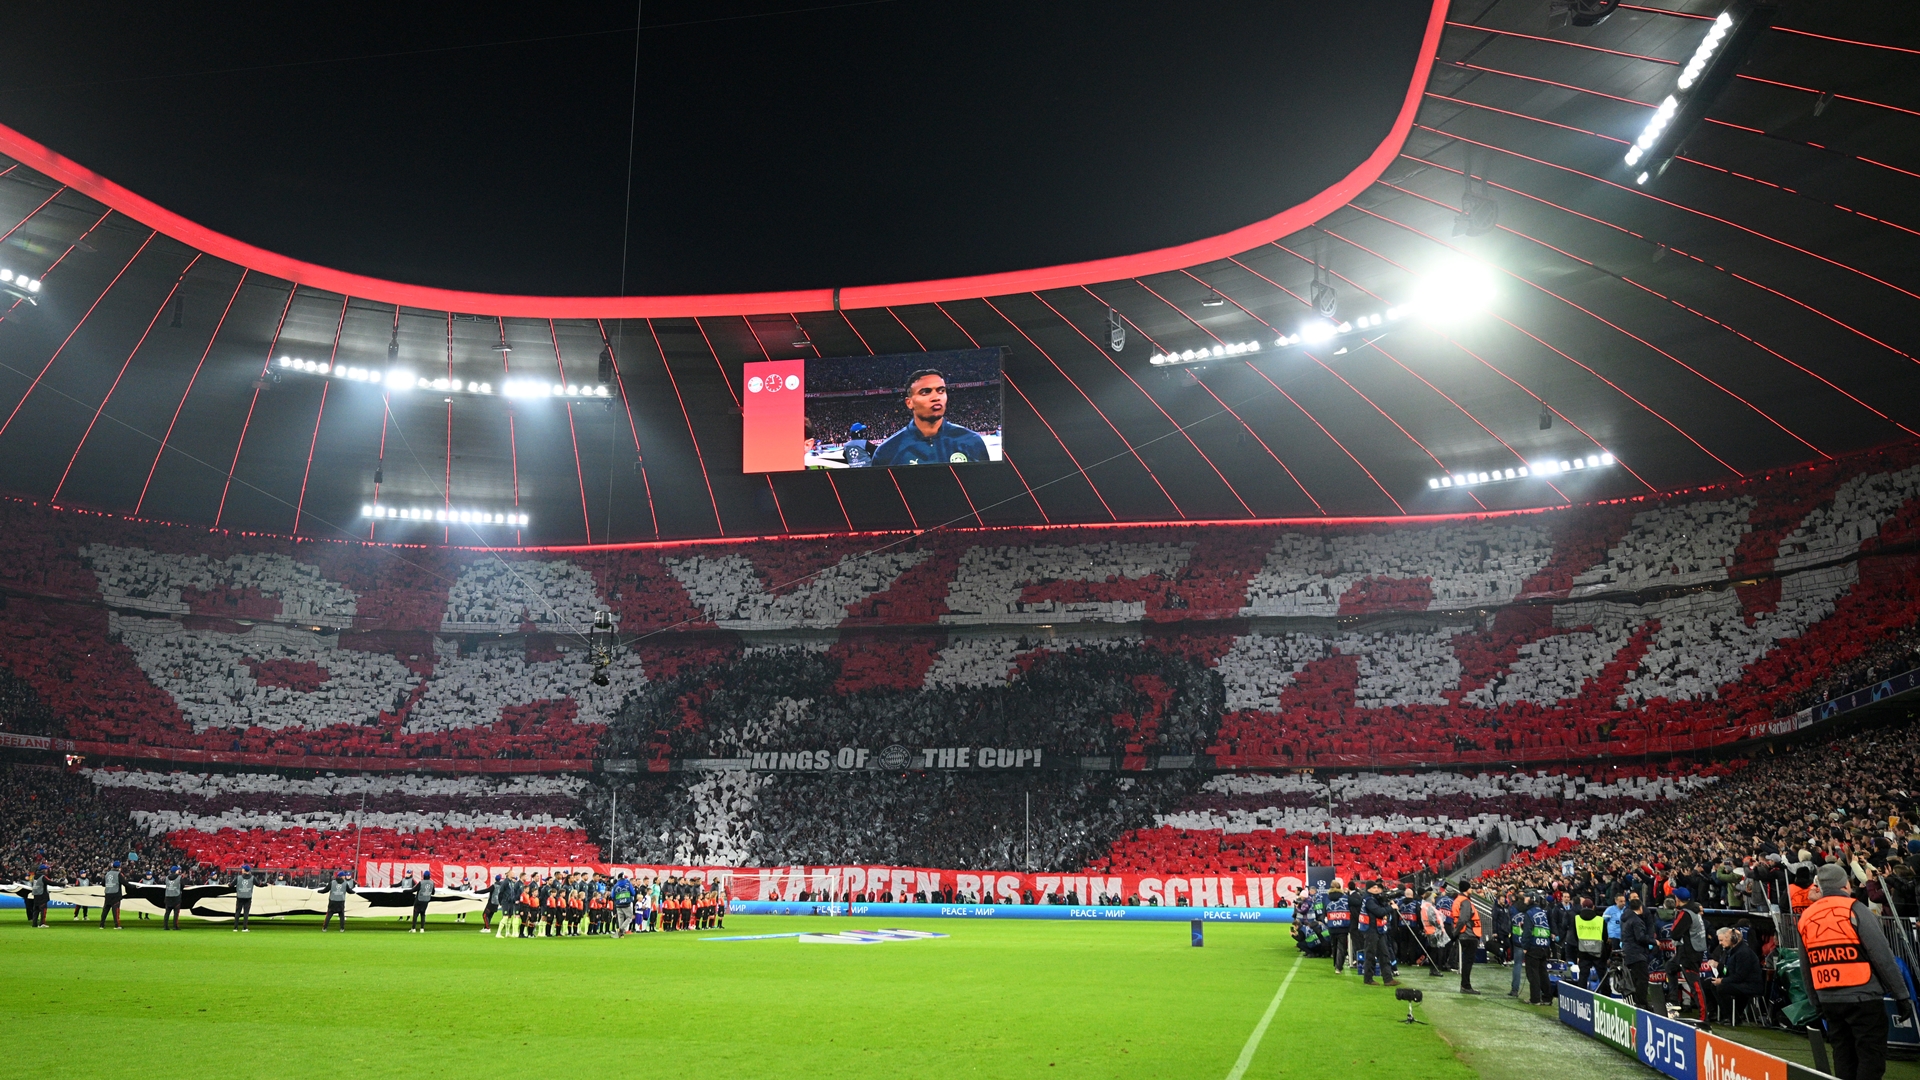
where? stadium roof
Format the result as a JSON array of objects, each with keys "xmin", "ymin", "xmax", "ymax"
[{"xmin": 0, "ymin": 0, "xmax": 1915, "ymax": 545}]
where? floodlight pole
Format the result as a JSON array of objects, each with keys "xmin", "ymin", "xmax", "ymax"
[
  {"xmin": 1326, "ymin": 775, "xmax": 1335, "ymax": 876},
  {"xmin": 352, "ymin": 791, "xmax": 365, "ymax": 884}
]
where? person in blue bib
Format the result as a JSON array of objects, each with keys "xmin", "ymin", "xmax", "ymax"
[
  {"xmin": 870, "ymin": 369, "xmax": 990, "ymax": 467},
  {"xmin": 842, "ymin": 423, "xmax": 875, "ymax": 468},
  {"xmin": 1324, "ymin": 883, "xmax": 1353, "ymax": 974}
]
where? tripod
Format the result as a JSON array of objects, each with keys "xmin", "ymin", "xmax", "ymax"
[{"xmin": 1601, "ymin": 950, "xmax": 1632, "ymax": 998}]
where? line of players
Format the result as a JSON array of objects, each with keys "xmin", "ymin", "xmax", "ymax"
[{"xmin": 483, "ymin": 870, "xmax": 725, "ymax": 938}]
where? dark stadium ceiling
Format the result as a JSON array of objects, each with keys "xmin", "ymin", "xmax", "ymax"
[
  {"xmin": 0, "ymin": 0, "xmax": 1915, "ymax": 547},
  {"xmin": 0, "ymin": 0, "xmax": 1435, "ymax": 298}
]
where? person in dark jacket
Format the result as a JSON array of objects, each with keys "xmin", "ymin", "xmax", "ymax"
[
  {"xmin": 1702, "ymin": 926, "xmax": 1765, "ymax": 1026},
  {"xmin": 26, "ymin": 865, "xmax": 50, "ymax": 928},
  {"xmin": 1523, "ymin": 892, "xmax": 1554, "ymax": 1005},
  {"xmin": 481, "ymin": 873, "xmax": 503, "ymax": 934},
  {"xmin": 1324, "ymin": 883, "xmax": 1353, "ymax": 974},
  {"xmin": 1667, "ymin": 900, "xmax": 1709, "ymax": 1018},
  {"xmin": 1360, "ymin": 883, "xmax": 1399, "ymax": 986},
  {"xmin": 410, "ymin": 870, "xmax": 433, "ymax": 932},
  {"xmin": 414, "ymin": 864, "xmax": 437, "ymax": 926},
  {"xmin": 1619, "ymin": 897, "xmax": 1656, "ymax": 1009}
]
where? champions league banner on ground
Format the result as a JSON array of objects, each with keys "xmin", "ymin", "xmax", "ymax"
[
  {"xmin": 359, "ymin": 860, "xmax": 1309, "ymax": 908},
  {"xmin": 27, "ymin": 882, "xmax": 488, "ymax": 920}
]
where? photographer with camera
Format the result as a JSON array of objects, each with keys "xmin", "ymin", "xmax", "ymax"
[
  {"xmin": 1359, "ymin": 882, "xmax": 1400, "ymax": 987},
  {"xmin": 1452, "ymin": 883, "xmax": 1483, "ymax": 994}
]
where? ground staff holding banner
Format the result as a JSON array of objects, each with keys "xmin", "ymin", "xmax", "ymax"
[
  {"xmin": 482, "ymin": 874, "xmax": 504, "ymax": 934},
  {"xmin": 1798, "ymin": 863, "xmax": 1914, "ymax": 1080},
  {"xmin": 323, "ymin": 872, "xmax": 351, "ymax": 931},
  {"xmin": 100, "ymin": 862, "xmax": 124, "ymax": 929},
  {"xmin": 409, "ymin": 871, "xmax": 433, "ymax": 932},
  {"xmin": 162, "ymin": 867, "xmax": 184, "ymax": 930},
  {"xmin": 232, "ymin": 866, "xmax": 257, "ymax": 932},
  {"xmin": 27, "ymin": 866, "xmax": 49, "ymax": 927}
]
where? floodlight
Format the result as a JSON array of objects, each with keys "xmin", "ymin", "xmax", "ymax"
[{"xmin": 1411, "ymin": 262, "xmax": 1497, "ymax": 320}]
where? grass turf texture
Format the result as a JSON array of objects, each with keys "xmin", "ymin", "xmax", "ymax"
[{"xmin": 3, "ymin": 914, "xmax": 1480, "ymax": 1079}]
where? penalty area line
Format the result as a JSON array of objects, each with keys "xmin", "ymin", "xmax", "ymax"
[{"xmin": 1225, "ymin": 954, "xmax": 1303, "ymax": 1080}]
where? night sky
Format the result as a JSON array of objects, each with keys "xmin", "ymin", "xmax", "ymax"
[{"xmin": 0, "ymin": 0, "xmax": 1431, "ymax": 297}]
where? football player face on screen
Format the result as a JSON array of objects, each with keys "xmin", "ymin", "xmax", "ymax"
[{"xmin": 906, "ymin": 372, "xmax": 948, "ymax": 433}]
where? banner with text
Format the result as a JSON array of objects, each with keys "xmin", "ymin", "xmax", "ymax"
[{"xmin": 359, "ymin": 860, "xmax": 1309, "ymax": 907}]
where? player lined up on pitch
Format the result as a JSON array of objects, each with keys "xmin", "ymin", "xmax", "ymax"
[{"xmin": 485, "ymin": 870, "xmax": 725, "ymax": 938}]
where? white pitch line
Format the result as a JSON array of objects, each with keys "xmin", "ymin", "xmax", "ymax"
[{"xmin": 1225, "ymin": 954, "xmax": 1304, "ymax": 1080}]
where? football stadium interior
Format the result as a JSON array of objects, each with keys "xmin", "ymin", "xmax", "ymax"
[{"xmin": 3, "ymin": 2, "xmax": 1920, "ymax": 1077}]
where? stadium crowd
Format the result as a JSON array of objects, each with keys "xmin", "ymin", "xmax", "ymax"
[
  {"xmin": 1480, "ymin": 715, "xmax": 1920, "ymax": 913},
  {"xmin": 1, "ymin": 764, "xmax": 182, "ymax": 883}
]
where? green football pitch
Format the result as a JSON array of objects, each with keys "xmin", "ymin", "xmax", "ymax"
[{"xmin": 3, "ymin": 913, "xmax": 1489, "ymax": 1079}]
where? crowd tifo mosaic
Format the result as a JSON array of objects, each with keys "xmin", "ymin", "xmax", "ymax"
[
  {"xmin": 15, "ymin": 444, "xmax": 1920, "ymax": 882},
  {"xmin": 3, "ymin": 441, "xmax": 1918, "ymax": 772}
]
